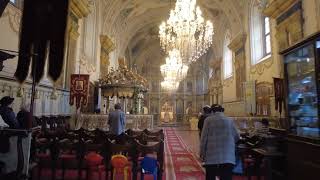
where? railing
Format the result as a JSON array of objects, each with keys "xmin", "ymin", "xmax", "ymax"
[
  {"xmin": 76, "ymin": 114, "xmax": 154, "ymax": 131},
  {"xmin": 230, "ymin": 116, "xmax": 284, "ymax": 131}
]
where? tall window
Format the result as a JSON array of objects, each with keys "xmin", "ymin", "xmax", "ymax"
[
  {"xmin": 263, "ymin": 17, "xmax": 271, "ymax": 55},
  {"xmin": 223, "ymin": 31, "xmax": 232, "ymax": 79},
  {"xmin": 250, "ymin": 5, "xmax": 272, "ymax": 64},
  {"xmin": 9, "ymin": 0, "xmax": 23, "ymax": 9}
]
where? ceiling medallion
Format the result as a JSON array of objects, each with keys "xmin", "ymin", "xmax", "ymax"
[{"xmin": 159, "ymin": 0, "xmax": 214, "ymax": 65}]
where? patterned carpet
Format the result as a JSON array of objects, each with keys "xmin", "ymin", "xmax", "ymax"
[
  {"xmin": 164, "ymin": 128, "xmax": 205, "ymax": 180},
  {"xmin": 164, "ymin": 128, "xmax": 261, "ymax": 180}
]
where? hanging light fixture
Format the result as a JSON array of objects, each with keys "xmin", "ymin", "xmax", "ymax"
[
  {"xmin": 161, "ymin": 79, "xmax": 180, "ymax": 91},
  {"xmin": 159, "ymin": 0, "xmax": 214, "ymax": 65},
  {"xmin": 160, "ymin": 49, "xmax": 188, "ymax": 91},
  {"xmin": 160, "ymin": 49, "xmax": 189, "ymax": 81}
]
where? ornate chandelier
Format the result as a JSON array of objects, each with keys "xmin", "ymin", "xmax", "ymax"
[
  {"xmin": 161, "ymin": 79, "xmax": 180, "ymax": 91},
  {"xmin": 159, "ymin": 0, "xmax": 214, "ymax": 65},
  {"xmin": 160, "ymin": 49, "xmax": 189, "ymax": 81}
]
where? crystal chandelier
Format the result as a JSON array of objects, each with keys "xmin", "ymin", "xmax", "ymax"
[
  {"xmin": 159, "ymin": 0, "xmax": 214, "ymax": 65},
  {"xmin": 160, "ymin": 49, "xmax": 189, "ymax": 81},
  {"xmin": 161, "ymin": 79, "xmax": 180, "ymax": 91}
]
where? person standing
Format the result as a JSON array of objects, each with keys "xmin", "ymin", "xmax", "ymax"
[
  {"xmin": 16, "ymin": 103, "xmax": 32, "ymax": 129},
  {"xmin": 200, "ymin": 105, "xmax": 239, "ymax": 180},
  {"xmin": 197, "ymin": 105, "xmax": 212, "ymax": 137},
  {"xmin": 0, "ymin": 96, "xmax": 19, "ymax": 129},
  {"xmin": 108, "ymin": 103, "xmax": 126, "ymax": 135}
]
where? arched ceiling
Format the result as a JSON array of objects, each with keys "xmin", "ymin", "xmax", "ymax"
[{"xmin": 100, "ymin": 0, "xmax": 247, "ymax": 70}]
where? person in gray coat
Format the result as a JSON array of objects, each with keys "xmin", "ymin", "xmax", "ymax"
[
  {"xmin": 108, "ymin": 103, "xmax": 126, "ymax": 135},
  {"xmin": 200, "ymin": 105, "xmax": 239, "ymax": 180}
]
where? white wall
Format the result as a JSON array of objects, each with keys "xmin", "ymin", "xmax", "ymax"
[{"xmin": 0, "ymin": 2, "xmax": 104, "ymax": 116}]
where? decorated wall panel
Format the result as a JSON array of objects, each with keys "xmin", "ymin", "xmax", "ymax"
[
  {"xmin": 235, "ymin": 48, "xmax": 246, "ymax": 100},
  {"xmin": 264, "ymin": 1, "xmax": 304, "ymax": 51}
]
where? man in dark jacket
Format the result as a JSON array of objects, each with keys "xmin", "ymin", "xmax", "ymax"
[
  {"xmin": 16, "ymin": 103, "xmax": 31, "ymax": 129},
  {"xmin": 0, "ymin": 96, "xmax": 19, "ymax": 128},
  {"xmin": 198, "ymin": 105, "xmax": 212, "ymax": 137}
]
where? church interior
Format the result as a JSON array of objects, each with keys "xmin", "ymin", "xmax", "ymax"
[{"xmin": 0, "ymin": 0, "xmax": 319, "ymax": 179}]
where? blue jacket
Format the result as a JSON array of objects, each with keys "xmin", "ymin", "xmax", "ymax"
[{"xmin": 108, "ymin": 110, "xmax": 126, "ymax": 135}]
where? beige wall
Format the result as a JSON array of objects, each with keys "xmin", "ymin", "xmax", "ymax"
[
  {"xmin": 222, "ymin": 76, "xmax": 237, "ymax": 103},
  {"xmin": 303, "ymin": 0, "xmax": 319, "ymax": 36},
  {"xmin": 218, "ymin": 0, "xmax": 320, "ymax": 117}
]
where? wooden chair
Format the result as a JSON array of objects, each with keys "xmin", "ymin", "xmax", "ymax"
[
  {"xmin": 105, "ymin": 139, "xmax": 137, "ymax": 180},
  {"xmin": 134, "ymin": 140, "xmax": 164, "ymax": 180},
  {"xmin": 84, "ymin": 141, "xmax": 106, "ymax": 180},
  {"xmin": 113, "ymin": 133, "xmax": 136, "ymax": 145},
  {"xmin": 142, "ymin": 129, "xmax": 164, "ymax": 140},
  {"xmin": 33, "ymin": 138, "xmax": 59, "ymax": 180},
  {"xmin": 57, "ymin": 138, "xmax": 86, "ymax": 180},
  {"xmin": 235, "ymin": 142, "xmax": 264, "ymax": 180},
  {"xmin": 126, "ymin": 129, "xmax": 143, "ymax": 137}
]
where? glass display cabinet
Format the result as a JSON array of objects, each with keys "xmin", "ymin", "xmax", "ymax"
[{"xmin": 282, "ymin": 33, "xmax": 320, "ymax": 139}]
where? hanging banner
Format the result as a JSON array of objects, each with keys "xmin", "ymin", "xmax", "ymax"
[
  {"xmin": 273, "ymin": 78, "xmax": 285, "ymax": 114},
  {"xmin": 244, "ymin": 81, "xmax": 256, "ymax": 115},
  {"xmin": 70, "ymin": 74, "xmax": 90, "ymax": 109}
]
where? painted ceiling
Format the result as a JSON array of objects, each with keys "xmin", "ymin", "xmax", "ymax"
[{"xmin": 99, "ymin": 0, "xmax": 248, "ymax": 71}]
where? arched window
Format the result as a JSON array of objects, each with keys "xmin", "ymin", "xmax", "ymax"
[
  {"xmin": 223, "ymin": 31, "xmax": 232, "ymax": 79},
  {"xmin": 250, "ymin": 4, "xmax": 271, "ymax": 64}
]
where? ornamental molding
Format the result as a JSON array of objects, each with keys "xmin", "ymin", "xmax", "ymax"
[
  {"xmin": 228, "ymin": 33, "xmax": 247, "ymax": 52},
  {"xmin": 68, "ymin": 19, "xmax": 80, "ymax": 39},
  {"xmin": 70, "ymin": 0, "xmax": 91, "ymax": 19},
  {"xmin": 263, "ymin": 0, "xmax": 299, "ymax": 18},
  {"xmin": 250, "ymin": 56, "xmax": 273, "ymax": 75},
  {"xmin": 2, "ymin": 4, "xmax": 21, "ymax": 34},
  {"xmin": 222, "ymin": 75, "xmax": 234, "ymax": 87},
  {"xmin": 100, "ymin": 35, "xmax": 115, "ymax": 54},
  {"xmin": 79, "ymin": 55, "xmax": 96, "ymax": 73}
]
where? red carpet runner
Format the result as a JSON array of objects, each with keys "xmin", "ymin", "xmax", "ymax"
[
  {"xmin": 163, "ymin": 128, "xmax": 254, "ymax": 180},
  {"xmin": 164, "ymin": 128, "xmax": 205, "ymax": 180}
]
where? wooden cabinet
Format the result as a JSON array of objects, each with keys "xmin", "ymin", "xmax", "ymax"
[{"xmin": 281, "ymin": 32, "xmax": 320, "ymax": 180}]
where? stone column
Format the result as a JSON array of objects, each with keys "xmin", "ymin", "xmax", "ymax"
[
  {"xmin": 100, "ymin": 35, "xmax": 114, "ymax": 113},
  {"xmin": 64, "ymin": 0, "xmax": 91, "ymax": 89}
]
